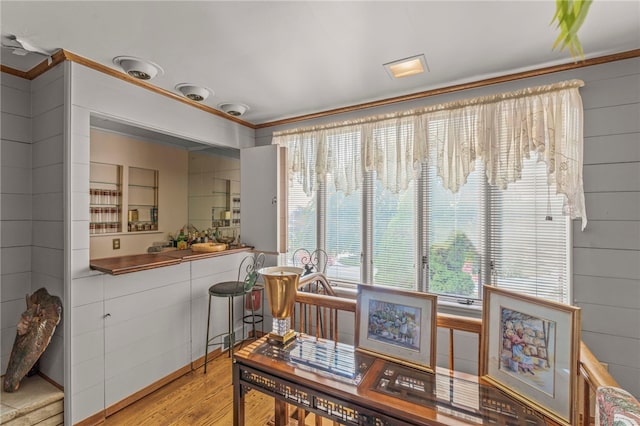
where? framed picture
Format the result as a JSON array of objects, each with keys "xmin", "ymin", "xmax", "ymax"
[
  {"xmin": 479, "ymin": 285, "xmax": 581, "ymax": 426},
  {"xmin": 355, "ymin": 285, "xmax": 437, "ymax": 372}
]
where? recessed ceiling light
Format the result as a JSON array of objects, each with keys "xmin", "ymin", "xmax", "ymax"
[
  {"xmin": 218, "ymin": 103, "xmax": 249, "ymax": 117},
  {"xmin": 383, "ymin": 54, "xmax": 428, "ymax": 79},
  {"xmin": 113, "ymin": 56, "xmax": 164, "ymax": 80},
  {"xmin": 175, "ymin": 84, "xmax": 212, "ymax": 102}
]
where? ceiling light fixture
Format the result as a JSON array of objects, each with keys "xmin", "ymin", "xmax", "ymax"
[
  {"xmin": 113, "ymin": 56, "xmax": 164, "ymax": 80},
  {"xmin": 175, "ymin": 84, "xmax": 212, "ymax": 102},
  {"xmin": 383, "ymin": 54, "xmax": 428, "ymax": 79},
  {"xmin": 218, "ymin": 103, "xmax": 249, "ymax": 117}
]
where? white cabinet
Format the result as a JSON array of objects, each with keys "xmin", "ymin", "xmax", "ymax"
[
  {"xmin": 70, "ymin": 275, "xmax": 106, "ymax": 424},
  {"xmin": 70, "ymin": 263, "xmax": 191, "ymax": 422},
  {"xmin": 103, "ymin": 263, "xmax": 191, "ymax": 408},
  {"xmin": 240, "ymin": 145, "xmax": 287, "ymax": 253},
  {"xmin": 189, "ymin": 252, "xmax": 246, "ymax": 362}
]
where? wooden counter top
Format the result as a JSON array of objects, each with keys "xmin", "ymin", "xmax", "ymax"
[
  {"xmin": 90, "ymin": 246, "xmax": 253, "ymax": 275},
  {"xmin": 158, "ymin": 246, "xmax": 253, "ymax": 261}
]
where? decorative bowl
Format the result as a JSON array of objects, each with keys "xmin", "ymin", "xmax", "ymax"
[{"xmin": 216, "ymin": 236, "xmax": 235, "ymax": 244}]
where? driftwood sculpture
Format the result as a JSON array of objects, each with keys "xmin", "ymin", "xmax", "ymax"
[{"xmin": 3, "ymin": 287, "xmax": 62, "ymax": 392}]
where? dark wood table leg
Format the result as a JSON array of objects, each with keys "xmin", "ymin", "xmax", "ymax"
[
  {"xmin": 274, "ymin": 399, "xmax": 289, "ymax": 426},
  {"xmin": 233, "ymin": 362, "xmax": 245, "ymax": 426}
]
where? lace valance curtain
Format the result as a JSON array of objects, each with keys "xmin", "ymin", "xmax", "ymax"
[{"xmin": 272, "ymin": 80, "xmax": 587, "ymax": 229}]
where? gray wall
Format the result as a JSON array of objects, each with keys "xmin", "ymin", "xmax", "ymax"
[
  {"xmin": 1, "ymin": 72, "xmax": 33, "ymax": 374},
  {"xmin": 0, "ymin": 65, "xmax": 66, "ymax": 383},
  {"xmin": 31, "ymin": 64, "xmax": 66, "ymax": 384},
  {"xmin": 257, "ymin": 57, "xmax": 640, "ymax": 397},
  {"xmin": 575, "ymin": 61, "xmax": 640, "ymax": 396}
]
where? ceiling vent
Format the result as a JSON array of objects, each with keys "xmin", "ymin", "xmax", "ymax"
[
  {"xmin": 113, "ymin": 56, "xmax": 163, "ymax": 80},
  {"xmin": 218, "ymin": 103, "xmax": 249, "ymax": 117},
  {"xmin": 175, "ymin": 84, "xmax": 212, "ymax": 102}
]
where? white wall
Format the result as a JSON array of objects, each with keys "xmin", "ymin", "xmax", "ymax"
[
  {"xmin": 31, "ymin": 63, "xmax": 66, "ymax": 384},
  {"xmin": 0, "ymin": 64, "xmax": 66, "ymax": 384},
  {"xmin": 66, "ymin": 61, "xmax": 255, "ymax": 424},
  {"xmin": 574, "ymin": 63, "xmax": 640, "ymax": 396},
  {"xmin": 1, "ymin": 72, "xmax": 32, "ymax": 374},
  {"xmin": 256, "ymin": 57, "xmax": 640, "ymax": 397}
]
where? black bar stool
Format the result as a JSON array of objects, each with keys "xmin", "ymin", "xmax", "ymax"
[{"xmin": 204, "ymin": 252, "xmax": 265, "ymax": 373}]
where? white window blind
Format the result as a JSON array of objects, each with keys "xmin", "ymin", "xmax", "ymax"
[
  {"xmin": 372, "ymin": 177, "xmax": 417, "ymax": 289},
  {"xmin": 426, "ymin": 160, "xmax": 485, "ymax": 300},
  {"xmin": 488, "ymin": 158, "xmax": 569, "ymax": 303},
  {"xmin": 323, "ymin": 131, "xmax": 363, "ymax": 282},
  {"xmin": 368, "ymin": 124, "xmax": 419, "ymax": 289},
  {"xmin": 287, "ymin": 178, "xmax": 316, "ymax": 256},
  {"xmin": 279, "ymin": 82, "xmax": 578, "ymax": 304},
  {"xmin": 325, "ymin": 175, "xmax": 362, "ymax": 282}
]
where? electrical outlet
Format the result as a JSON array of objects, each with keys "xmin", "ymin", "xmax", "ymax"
[
  {"xmin": 112, "ymin": 238, "xmax": 120, "ymax": 250},
  {"xmin": 223, "ymin": 332, "xmax": 235, "ymax": 350}
]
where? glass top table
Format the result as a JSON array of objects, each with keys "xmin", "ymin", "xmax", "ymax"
[{"xmin": 233, "ymin": 334, "xmax": 552, "ymax": 426}]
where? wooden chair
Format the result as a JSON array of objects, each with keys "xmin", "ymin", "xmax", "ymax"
[
  {"xmin": 286, "ymin": 272, "xmax": 351, "ymax": 426},
  {"xmin": 291, "ymin": 248, "xmax": 341, "ymax": 341}
]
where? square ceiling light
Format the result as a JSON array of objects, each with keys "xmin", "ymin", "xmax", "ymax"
[{"xmin": 383, "ymin": 54, "xmax": 428, "ymax": 79}]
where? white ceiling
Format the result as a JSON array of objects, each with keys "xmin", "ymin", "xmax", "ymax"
[{"xmin": 2, "ymin": 1, "xmax": 639, "ymax": 125}]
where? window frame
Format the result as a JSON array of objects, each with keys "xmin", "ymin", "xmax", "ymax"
[{"xmin": 283, "ymin": 141, "xmax": 572, "ymax": 307}]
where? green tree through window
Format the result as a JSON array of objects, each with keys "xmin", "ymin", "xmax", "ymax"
[{"xmin": 428, "ymin": 231, "xmax": 479, "ymax": 296}]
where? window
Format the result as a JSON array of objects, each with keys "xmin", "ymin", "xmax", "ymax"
[
  {"xmin": 278, "ymin": 81, "xmax": 584, "ymax": 306},
  {"xmin": 287, "ymin": 177, "xmax": 316, "ymax": 254},
  {"xmin": 284, "ymin": 148, "xmax": 570, "ymax": 306},
  {"xmin": 425, "ymin": 161, "xmax": 485, "ymax": 300},
  {"xmin": 325, "ymin": 175, "xmax": 362, "ymax": 282},
  {"xmin": 372, "ymin": 177, "xmax": 417, "ymax": 289},
  {"xmin": 488, "ymin": 158, "xmax": 570, "ymax": 301}
]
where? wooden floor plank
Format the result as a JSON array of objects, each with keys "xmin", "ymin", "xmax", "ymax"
[{"xmin": 105, "ymin": 354, "xmax": 275, "ymax": 425}]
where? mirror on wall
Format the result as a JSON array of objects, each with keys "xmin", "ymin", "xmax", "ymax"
[{"xmin": 188, "ymin": 150, "xmax": 240, "ymax": 243}]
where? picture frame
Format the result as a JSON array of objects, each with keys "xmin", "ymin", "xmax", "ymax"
[
  {"xmin": 479, "ymin": 285, "xmax": 581, "ymax": 426},
  {"xmin": 355, "ymin": 285, "xmax": 437, "ymax": 372}
]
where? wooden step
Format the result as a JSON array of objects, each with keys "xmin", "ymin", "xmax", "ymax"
[{"xmin": 1, "ymin": 375, "xmax": 63, "ymax": 425}]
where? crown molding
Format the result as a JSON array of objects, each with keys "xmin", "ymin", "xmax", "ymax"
[
  {"xmin": 2, "ymin": 49, "xmax": 257, "ymax": 130},
  {"xmin": 2, "ymin": 48, "xmax": 638, "ymax": 131},
  {"xmin": 255, "ymin": 49, "xmax": 640, "ymax": 129}
]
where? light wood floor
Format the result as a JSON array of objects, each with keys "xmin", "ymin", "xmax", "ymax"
[{"xmin": 104, "ymin": 354, "xmax": 275, "ymax": 425}]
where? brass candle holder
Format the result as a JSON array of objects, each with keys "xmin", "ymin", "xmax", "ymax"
[{"xmin": 257, "ymin": 266, "xmax": 303, "ymax": 346}]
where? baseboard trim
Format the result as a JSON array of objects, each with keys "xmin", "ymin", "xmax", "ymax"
[
  {"xmin": 104, "ymin": 363, "xmax": 191, "ymax": 417},
  {"xmin": 74, "ymin": 410, "xmax": 105, "ymax": 426},
  {"xmin": 74, "ymin": 349, "xmax": 228, "ymax": 425},
  {"xmin": 38, "ymin": 371, "xmax": 64, "ymax": 391},
  {"xmin": 104, "ymin": 348, "xmax": 229, "ymax": 417}
]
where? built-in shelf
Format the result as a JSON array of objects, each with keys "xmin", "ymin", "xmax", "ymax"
[
  {"xmin": 90, "ymin": 162, "xmax": 160, "ymax": 234},
  {"xmin": 90, "ymin": 162, "xmax": 123, "ymax": 234},
  {"xmin": 127, "ymin": 167, "xmax": 159, "ymax": 232}
]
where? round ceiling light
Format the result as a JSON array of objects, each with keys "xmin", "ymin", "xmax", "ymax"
[
  {"xmin": 113, "ymin": 56, "xmax": 164, "ymax": 80},
  {"xmin": 218, "ymin": 103, "xmax": 249, "ymax": 117},
  {"xmin": 175, "ymin": 83, "xmax": 212, "ymax": 102}
]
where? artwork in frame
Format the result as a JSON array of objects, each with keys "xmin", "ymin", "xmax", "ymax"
[
  {"xmin": 355, "ymin": 285, "xmax": 437, "ymax": 372},
  {"xmin": 479, "ymin": 285, "xmax": 581, "ymax": 426}
]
